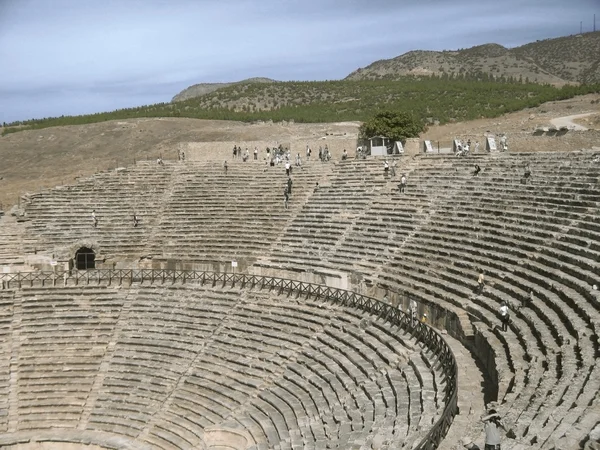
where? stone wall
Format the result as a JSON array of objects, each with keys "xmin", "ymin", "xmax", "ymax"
[
  {"xmin": 404, "ymin": 138, "xmax": 421, "ymax": 156},
  {"xmin": 182, "ymin": 136, "xmax": 358, "ymax": 162}
]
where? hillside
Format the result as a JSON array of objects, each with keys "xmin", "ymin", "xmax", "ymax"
[
  {"xmin": 172, "ymin": 77, "xmax": 276, "ymax": 102},
  {"xmin": 1, "ymin": 94, "xmax": 598, "ymax": 211},
  {"xmin": 5, "ymin": 78, "xmax": 597, "ymax": 138},
  {"xmin": 346, "ymin": 32, "xmax": 600, "ymax": 85},
  {"xmin": 512, "ymin": 33, "xmax": 600, "ymax": 84}
]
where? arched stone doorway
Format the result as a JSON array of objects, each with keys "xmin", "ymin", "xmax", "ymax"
[{"xmin": 75, "ymin": 247, "xmax": 96, "ymax": 270}]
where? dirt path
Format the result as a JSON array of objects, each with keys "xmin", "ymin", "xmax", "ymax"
[{"xmin": 550, "ymin": 113, "xmax": 595, "ymax": 131}]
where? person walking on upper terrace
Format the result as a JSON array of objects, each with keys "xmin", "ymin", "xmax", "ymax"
[
  {"xmin": 398, "ymin": 174, "xmax": 407, "ymax": 193},
  {"xmin": 91, "ymin": 210, "xmax": 98, "ymax": 228},
  {"xmin": 254, "ymin": 147, "xmax": 258, "ymax": 160},
  {"xmin": 233, "ymin": 145, "xmax": 238, "ymax": 159},
  {"xmin": 342, "ymin": 149, "xmax": 348, "ymax": 160}
]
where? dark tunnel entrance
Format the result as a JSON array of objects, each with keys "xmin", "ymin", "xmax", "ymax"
[{"xmin": 75, "ymin": 247, "xmax": 96, "ymax": 270}]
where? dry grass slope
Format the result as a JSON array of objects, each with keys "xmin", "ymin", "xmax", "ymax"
[{"xmin": 1, "ymin": 95, "xmax": 598, "ymax": 211}]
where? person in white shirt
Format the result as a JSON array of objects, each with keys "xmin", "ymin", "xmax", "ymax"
[
  {"xmin": 499, "ymin": 302, "xmax": 510, "ymax": 331},
  {"xmin": 482, "ymin": 409, "xmax": 506, "ymax": 449},
  {"xmin": 399, "ymin": 174, "xmax": 407, "ymax": 193}
]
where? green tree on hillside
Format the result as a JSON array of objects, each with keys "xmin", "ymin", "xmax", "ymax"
[{"xmin": 359, "ymin": 110, "xmax": 424, "ymax": 143}]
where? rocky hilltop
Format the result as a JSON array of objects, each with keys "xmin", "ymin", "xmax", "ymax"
[
  {"xmin": 172, "ymin": 77, "xmax": 276, "ymax": 102},
  {"xmin": 172, "ymin": 33, "xmax": 600, "ymax": 104},
  {"xmin": 345, "ymin": 32, "xmax": 600, "ymax": 85}
]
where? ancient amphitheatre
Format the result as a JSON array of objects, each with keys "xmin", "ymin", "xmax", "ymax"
[{"xmin": 0, "ymin": 93, "xmax": 599, "ymax": 450}]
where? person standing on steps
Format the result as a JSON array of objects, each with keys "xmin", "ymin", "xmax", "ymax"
[
  {"xmin": 398, "ymin": 174, "xmax": 407, "ymax": 193},
  {"xmin": 283, "ymin": 188, "xmax": 289, "ymax": 209},
  {"xmin": 499, "ymin": 302, "xmax": 510, "ymax": 332},
  {"xmin": 477, "ymin": 270, "xmax": 485, "ymax": 294},
  {"xmin": 482, "ymin": 409, "xmax": 506, "ymax": 450},
  {"xmin": 409, "ymin": 299, "xmax": 418, "ymax": 324},
  {"xmin": 473, "ymin": 164, "xmax": 481, "ymax": 176},
  {"xmin": 223, "ymin": 160, "xmax": 228, "ymax": 175},
  {"xmin": 383, "ymin": 160, "xmax": 389, "ymax": 177},
  {"xmin": 91, "ymin": 209, "xmax": 98, "ymax": 228},
  {"xmin": 133, "ymin": 213, "xmax": 139, "ymax": 228},
  {"xmin": 524, "ymin": 289, "xmax": 534, "ymax": 309},
  {"xmin": 254, "ymin": 147, "xmax": 258, "ymax": 160},
  {"xmin": 287, "ymin": 177, "xmax": 293, "ymax": 196},
  {"xmin": 522, "ymin": 165, "xmax": 531, "ymax": 184},
  {"xmin": 285, "ymin": 161, "xmax": 291, "ymax": 176}
]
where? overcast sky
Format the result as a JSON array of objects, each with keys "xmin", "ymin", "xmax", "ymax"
[{"xmin": 0, "ymin": 0, "xmax": 598, "ymax": 124}]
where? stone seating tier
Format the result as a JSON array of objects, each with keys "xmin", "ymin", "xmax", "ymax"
[
  {"xmin": 2, "ymin": 151, "xmax": 600, "ymax": 448},
  {"xmin": 252, "ymin": 152, "xmax": 600, "ymax": 448},
  {"xmin": 0, "ymin": 284, "xmax": 449, "ymax": 449}
]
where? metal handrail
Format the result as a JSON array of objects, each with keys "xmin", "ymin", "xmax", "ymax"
[{"xmin": 0, "ymin": 269, "xmax": 458, "ymax": 449}]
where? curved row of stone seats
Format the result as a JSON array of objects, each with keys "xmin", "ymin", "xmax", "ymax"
[
  {"xmin": 377, "ymin": 156, "xmax": 599, "ymax": 447},
  {"xmin": 390, "ymin": 242, "xmax": 565, "ymax": 423},
  {"xmin": 380, "ymin": 169, "xmax": 598, "ymax": 445},
  {"xmin": 11, "ymin": 286, "xmax": 126, "ymax": 431},
  {"xmin": 166, "ymin": 291, "xmax": 439, "ymax": 449},
  {"xmin": 0, "ymin": 290, "xmax": 13, "ymax": 433},
  {"xmin": 20, "ymin": 160, "xmax": 174, "ymax": 260},
  {"xmin": 250, "ymin": 151, "xmax": 600, "ymax": 447},
  {"xmin": 146, "ymin": 161, "xmax": 332, "ymax": 265},
  {"xmin": 0, "ymin": 283, "xmax": 447, "ymax": 449},
  {"xmin": 252, "ymin": 159, "xmax": 405, "ymax": 278},
  {"xmin": 14, "ymin": 159, "xmax": 333, "ymax": 268},
  {"xmin": 0, "ymin": 214, "xmax": 29, "ymax": 268}
]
